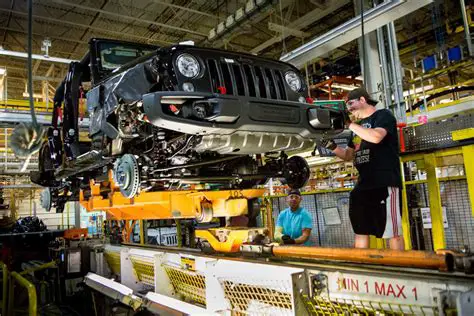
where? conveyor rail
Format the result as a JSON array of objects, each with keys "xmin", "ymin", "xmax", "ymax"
[{"xmin": 88, "ymin": 243, "xmax": 474, "ymax": 315}]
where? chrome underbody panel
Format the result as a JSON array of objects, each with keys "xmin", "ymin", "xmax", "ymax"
[{"xmin": 194, "ymin": 131, "xmax": 315, "ymax": 155}]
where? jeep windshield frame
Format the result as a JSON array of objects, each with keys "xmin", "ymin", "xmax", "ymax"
[{"xmin": 89, "ymin": 38, "xmax": 159, "ymax": 85}]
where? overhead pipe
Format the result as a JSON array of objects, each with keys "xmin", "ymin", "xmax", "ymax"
[
  {"xmin": 241, "ymin": 245, "xmax": 454, "ymax": 271},
  {"xmin": 271, "ymin": 247, "xmax": 452, "ymax": 271},
  {"xmin": 280, "ymin": 0, "xmax": 434, "ymax": 67}
]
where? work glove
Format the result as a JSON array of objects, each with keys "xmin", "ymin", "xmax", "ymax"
[
  {"xmin": 281, "ymin": 235, "xmax": 296, "ymax": 245},
  {"xmin": 319, "ymin": 138, "xmax": 337, "ymax": 151}
]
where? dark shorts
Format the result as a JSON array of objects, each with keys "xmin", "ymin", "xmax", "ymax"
[{"xmin": 349, "ymin": 186, "xmax": 402, "ymax": 239}]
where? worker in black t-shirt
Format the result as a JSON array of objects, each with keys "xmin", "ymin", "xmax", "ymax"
[{"xmin": 321, "ymin": 87, "xmax": 404, "ymax": 250}]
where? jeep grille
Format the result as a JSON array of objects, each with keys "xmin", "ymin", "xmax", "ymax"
[{"xmin": 207, "ymin": 59, "xmax": 288, "ymax": 100}]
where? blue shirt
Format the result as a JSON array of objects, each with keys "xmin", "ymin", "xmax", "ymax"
[{"xmin": 276, "ymin": 207, "xmax": 313, "ymax": 245}]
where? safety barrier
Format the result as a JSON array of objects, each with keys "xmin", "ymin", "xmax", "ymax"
[
  {"xmin": 401, "ymin": 136, "xmax": 474, "ymax": 251},
  {"xmin": 162, "ymin": 264, "xmax": 206, "ymax": 306},
  {"xmin": 129, "ymin": 255, "xmax": 155, "ymax": 287},
  {"xmin": 270, "ymin": 178, "xmax": 474, "ymax": 251},
  {"xmin": 270, "ymin": 190, "xmax": 354, "ymax": 248},
  {"xmin": 101, "ymin": 245, "xmax": 474, "ymax": 314},
  {"xmin": 0, "ymin": 261, "xmax": 56, "ymax": 316}
]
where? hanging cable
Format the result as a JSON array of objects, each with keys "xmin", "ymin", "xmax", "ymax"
[
  {"xmin": 279, "ymin": 0, "xmax": 287, "ymax": 55},
  {"xmin": 360, "ymin": 0, "xmax": 367, "ymax": 85},
  {"xmin": 10, "ymin": 0, "xmax": 44, "ymax": 160},
  {"xmin": 27, "ymin": 0, "xmax": 36, "ymax": 127}
]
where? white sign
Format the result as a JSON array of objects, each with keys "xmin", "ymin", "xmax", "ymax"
[
  {"xmin": 324, "ymin": 271, "xmax": 440, "ymax": 310},
  {"xmin": 421, "ymin": 207, "xmax": 448, "ymax": 229},
  {"xmin": 322, "ymin": 207, "xmax": 342, "ymax": 225}
]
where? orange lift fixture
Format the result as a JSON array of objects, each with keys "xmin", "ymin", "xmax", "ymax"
[{"xmin": 80, "ymin": 170, "xmax": 265, "ymax": 222}]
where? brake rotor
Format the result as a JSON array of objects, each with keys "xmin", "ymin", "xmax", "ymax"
[
  {"xmin": 283, "ymin": 156, "xmax": 310, "ymax": 189},
  {"xmin": 40, "ymin": 188, "xmax": 52, "ymax": 212},
  {"xmin": 114, "ymin": 154, "xmax": 140, "ymax": 198}
]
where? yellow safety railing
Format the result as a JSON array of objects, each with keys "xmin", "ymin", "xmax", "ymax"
[
  {"xmin": 0, "ymin": 262, "xmax": 8, "ymax": 316},
  {"xmin": 19, "ymin": 261, "xmax": 57, "ymax": 276},
  {"xmin": 0, "ymin": 99, "xmax": 53, "ymax": 113},
  {"xmin": 8, "ymin": 272, "xmax": 37, "ymax": 316}
]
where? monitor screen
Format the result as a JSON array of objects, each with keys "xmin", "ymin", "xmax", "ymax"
[
  {"xmin": 447, "ymin": 46, "xmax": 462, "ymax": 63},
  {"xmin": 422, "ymin": 55, "xmax": 437, "ymax": 73}
]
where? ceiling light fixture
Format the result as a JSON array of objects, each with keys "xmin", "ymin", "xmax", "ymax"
[
  {"xmin": 330, "ymin": 84, "xmax": 358, "ymax": 91},
  {"xmin": 208, "ymin": 0, "xmax": 271, "ymax": 41}
]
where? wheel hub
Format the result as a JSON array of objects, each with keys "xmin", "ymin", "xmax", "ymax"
[
  {"xmin": 114, "ymin": 154, "xmax": 140, "ymax": 198},
  {"xmin": 40, "ymin": 188, "xmax": 52, "ymax": 212}
]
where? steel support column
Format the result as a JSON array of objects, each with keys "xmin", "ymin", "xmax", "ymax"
[
  {"xmin": 376, "ymin": 27, "xmax": 392, "ymax": 109},
  {"xmin": 387, "ymin": 22, "xmax": 406, "ymax": 122},
  {"xmin": 74, "ymin": 201, "xmax": 81, "ymax": 228},
  {"xmin": 460, "ymin": 0, "xmax": 474, "ymax": 56},
  {"xmin": 354, "ymin": 0, "xmax": 384, "ymax": 106}
]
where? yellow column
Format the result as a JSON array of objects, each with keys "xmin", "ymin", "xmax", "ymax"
[
  {"xmin": 369, "ymin": 236, "xmax": 386, "ymax": 249},
  {"xmin": 400, "ymin": 161, "xmax": 412, "ymax": 250},
  {"xmin": 462, "ymin": 145, "xmax": 474, "ymax": 216},
  {"xmin": 424, "ymin": 153, "xmax": 445, "ymax": 250}
]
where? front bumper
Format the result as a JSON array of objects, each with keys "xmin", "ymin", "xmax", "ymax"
[{"xmin": 142, "ymin": 92, "xmax": 343, "ymax": 154}]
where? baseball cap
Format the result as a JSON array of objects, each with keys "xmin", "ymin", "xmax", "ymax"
[
  {"xmin": 288, "ymin": 188, "xmax": 301, "ymax": 196},
  {"xmin": 347, "ymin": 87, "xmax": 378, "ymax": 106}
]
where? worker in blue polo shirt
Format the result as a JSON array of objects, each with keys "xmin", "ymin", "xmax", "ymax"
[{"xmin": 274, "ymin": 189, "xmax": 313, "ymax": 245}]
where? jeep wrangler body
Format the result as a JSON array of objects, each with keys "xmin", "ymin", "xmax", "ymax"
[{"xmin": 33, "ymin": 38, "xmax": 344, "ymax": 212}]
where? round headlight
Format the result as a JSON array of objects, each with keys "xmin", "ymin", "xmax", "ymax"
[
  {"xmin": 176, "ymin": 53, "xmax": 200, "ymax": 78},
  {"xmin": 285, "ymin": 71, "xmax": 302, "ymax": 92}
]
